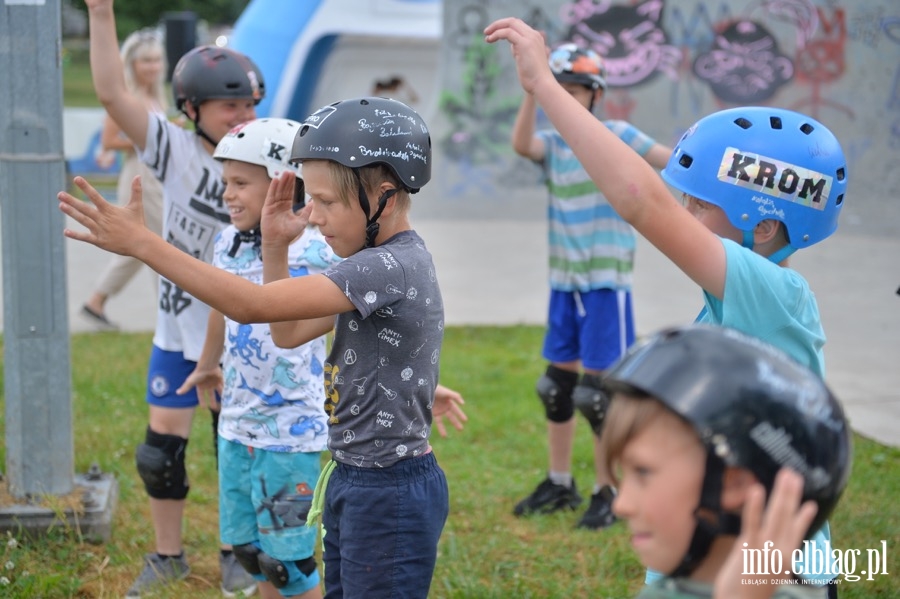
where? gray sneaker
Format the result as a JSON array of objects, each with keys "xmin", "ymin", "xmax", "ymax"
[
  {"xmin": 125, "ymin": 553, "xmax": 190, "ymax": 598},
  {"xmin": 220, "ymin": 551, "xmax": 258, "ymax": 598}
]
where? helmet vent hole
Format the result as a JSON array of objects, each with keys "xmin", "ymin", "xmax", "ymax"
[
  {"xmin": 734, "ymin": 117, "xmax": 752, "ymax": 129},
  {"xmin": 836, "ymin": 167, "xmax": 846, "ymax": 181},
  {"xmin": 770, "ymin": 117, "xmax": 783, "ymax": 129},
  {"xmin": 360, "ymin": 99, "xmax": 370, "ymax": 105},
  {"xmin": 299, "ymin": 126, "xmax": 309, "ymax": 137},
  {"xmin": 800, "ymin": 123, "xmax": 814, "ymax": 135},
  {"xmin": 225, "ymin": 83, "xmax": 242, "ymax": 91},
  {"xmin": 678, "ymin": 154, "xmax": 693, "ymax": 169},
  {"xmin": 236, "ymin": 132, "xmax": 245, "ymax": 138},
  {"xmin": 836, "ymin": 193, "xmax": 844, "ymax": 206}
]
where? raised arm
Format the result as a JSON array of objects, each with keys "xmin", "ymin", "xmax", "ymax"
[
  {"xmin": 485, "ymin": 18, "xmax": 727, "ymax": 298},
  {"xmin": 510, "ymin": 93, "xmax": 545, "ymax": 161},
  {"xmin": 85, "ymin": 0, "xmax": 150, "ymax": 151},
  {"xmin": 60, "ymin": 176, "xmax": 343, "ymax": 325},
  {"xmin": 260, "ymin": 172, "xmax": 348, "ymax": 347},
  {"xmin": 100, "ymin": 114, "xmax": 134, "ymax": 153},
  {"xmin": 643, "ymin": 141, "xmax": 673, "ymax": 171}
]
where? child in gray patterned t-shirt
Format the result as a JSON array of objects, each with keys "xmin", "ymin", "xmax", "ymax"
[{"xmin": 59, "ymin": 96, "xmax": 466, "ymax": 599}]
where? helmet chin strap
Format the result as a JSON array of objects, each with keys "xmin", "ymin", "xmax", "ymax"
[
  {"xmin": 669, "ymin": 452, "xmax": 742, "ymax": 578},
  {"xmin": 352, "ymin": 169, "xmax": 398, "ymax": 249},
  {"xmin": 186, "ymin": 104, "xmax": 219, "ymax": 148},
  {"xmin": 741, "ymin": 229, "xmax": 797, "ymax": 265}
]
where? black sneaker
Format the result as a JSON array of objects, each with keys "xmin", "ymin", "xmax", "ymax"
[
  {"xmin": 576, "ymin": 484, "xmax": 618, "ymax": 529},
  {"xmin": 513, "ymin": 477, "xmax": 582, "ymax": 516}
]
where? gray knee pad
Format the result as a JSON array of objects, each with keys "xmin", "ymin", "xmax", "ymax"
[
  {"xmin": 573, "ymin": 374, "xmax": 610, "ymax": 435},
  {"xmin": 135, "ymin": 427, "xmax": 189, "ymax": 500},
  {"xmin": 536, "ymin": 365, "xmax": 578, "ymax": 423},
  {"xmin": 233, "ymin": 542, "xmax": 318, "ymax": 593}
]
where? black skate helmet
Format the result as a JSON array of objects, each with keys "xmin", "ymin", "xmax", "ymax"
[
  {"xmin": 604, "ymin": 324, "xmax": 851, "ymax": 576},
  {"xmin": 549, "ymin": 43, "xmax": 607, "ymax": 91},
  {"xmin": 172, "ymin": 45, "xmax": 265, "ymax": 113},
  {"xmin": 291, "ymin": 96, "xmax": 430, "ymax": 192},
  {"xmin": 291, "ymin": 97, "xmax": 432, "ymax": 247}
]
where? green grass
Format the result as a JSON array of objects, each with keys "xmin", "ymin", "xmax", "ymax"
[
  {"xmin": 0, "ymin": 328, "xmax": 897, "ymax": 598},
  {"xmin": 63, "ymin": 42, "xmax": 102, "ymax": 108}
]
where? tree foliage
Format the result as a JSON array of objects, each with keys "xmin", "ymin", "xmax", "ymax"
[{"xmin": 70, "ymin": 0, "xmax": 250, "ymax": 39}]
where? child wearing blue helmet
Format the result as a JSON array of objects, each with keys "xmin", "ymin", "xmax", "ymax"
[{"xmin": 486, "ymin": 18, "xmax": 847, "ymax": 596}]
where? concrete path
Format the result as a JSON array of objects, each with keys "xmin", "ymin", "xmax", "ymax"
[{"xmin": 1, "ymin": 216, "xmax": 897, "ymax": 448}]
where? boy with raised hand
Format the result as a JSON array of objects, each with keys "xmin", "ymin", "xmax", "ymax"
[
  {"xmin": 59, "ymin": 96, "xmax": 467, "ymax": 598},
  {"xmin": 511, "ymin": 42, "xmax": 671, "ymax": 529},
  {"xmin": 599, "ymin": 324, "xmax": 851, "ymax": 599},
  {"xmin": 176, "ymin": 117, "xmax": 341, "ymax": 599},
  {"xmin": 486, "ymin": 17, "xmax": 847, "ymax": 593},
  {"xmin": 84, "ymin": 1, "xmax": 263, "ymax": 595}
]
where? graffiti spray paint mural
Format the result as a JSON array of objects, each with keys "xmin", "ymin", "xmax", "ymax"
[{"xmin": 437, "ymin": 0, "xmax": 900, "ymax": 230}]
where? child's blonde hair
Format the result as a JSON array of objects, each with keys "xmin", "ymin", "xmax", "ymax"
[
  {"xmin": 120, "ymin": 28, "xmax": 168, "ymax": 111},
  {"xmin": 314, "ymin": 159, "xmax": 411, "ymax": 213}
]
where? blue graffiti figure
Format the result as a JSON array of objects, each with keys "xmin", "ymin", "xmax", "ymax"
[
  {"xmin": 229, "ymin": 323, "xmax": 269, "ymax": 369},
  {"xmin": 289, "ymin": 415, "xmax": 328, "ymax": 438}
]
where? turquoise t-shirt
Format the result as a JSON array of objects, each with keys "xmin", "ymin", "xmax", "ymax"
[
  {"xmin": 698, "ymin": 238, "xmax": 825, "ymax": 377},
  {"xmin": 646, "ymin": 238, "xmax": 835, "ymax": 586}
]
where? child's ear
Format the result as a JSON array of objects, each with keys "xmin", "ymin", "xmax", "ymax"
[
  {"xmin": 753, "ymin": 219, "xmax": 782, "ymax": 244},
  {"xmin": 720, "ymin": 467, "xmax": 760, "ymax": 511},
  {"xmin": 183, "ymin": 100, "xmax": 199, "ymax": 121}
]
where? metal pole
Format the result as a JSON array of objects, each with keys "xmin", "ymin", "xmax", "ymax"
[{"xmin": 0, "ymin": 0, "xmax": 74, "ymax": 498}]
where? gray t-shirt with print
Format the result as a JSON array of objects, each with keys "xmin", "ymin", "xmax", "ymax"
[{"xmin": 323, "ymin": 230, "xmax": 444, "ymax": 468}]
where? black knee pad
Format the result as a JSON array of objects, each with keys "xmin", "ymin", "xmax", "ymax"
[
  {"xmin": 258, "ymin": 552, "xmax": 317, "ymax": 590},
  {"xmin": 135, "ymin": 427, "xmax": 190, "ymax": 500},
  {"xmin": 573, "ymin": 373, "xmax": 611, "ymax": 435},
  {"xmin": 232, "ymin": 543, "xmax": 263, "ymax": 576},
  {"xmin": 536, "ymin": 365, "xmax": 578, "ymax": 423}
]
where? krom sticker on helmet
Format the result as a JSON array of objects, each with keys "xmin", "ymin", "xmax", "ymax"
[{"xmin": 718, "ymin": 147, "xmax": 832, "ymax": 210}]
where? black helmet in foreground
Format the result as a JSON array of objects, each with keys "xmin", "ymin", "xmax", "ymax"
[{"xmin": 604, "ymin": 324, "xmax": 851, "ymax": 576}]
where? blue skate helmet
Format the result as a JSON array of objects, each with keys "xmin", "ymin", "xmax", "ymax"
[{"xmin": 661, "ymin": 107, "xmax": 847, "ymax": 262}]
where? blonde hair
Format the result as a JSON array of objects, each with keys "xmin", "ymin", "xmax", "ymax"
[
  {"xmin": 120, "ymin": 29, "xmax": 168, "ymax": 111},
  {"xmin": 312, "ymin": 160, "xmax": 411, "ymax": 213},
  {"xmin": 600, "ymin": 394, "xmax": 697, "ymax": 485}
]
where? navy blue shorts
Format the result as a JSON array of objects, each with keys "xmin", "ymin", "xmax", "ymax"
[
  {"xmin": 542, "ymin": 288, "xmax": 635, "ymax": 371},
  {"xmin": 146, "ymin": 345, "xmax": 199, "ymax": 408},
  {"xmin": 322, "ymin": 452, "xmax": 449, "ymax": 598}
]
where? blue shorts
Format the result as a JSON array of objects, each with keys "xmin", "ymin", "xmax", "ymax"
[
  {"xmin": 322, "ymin": 452, "xmax": 448, "ymax": 598},
  {"xmin": 218, "ymin": 438, "xmax": 321, "ymax": 568},
  {"xmin": 146, "ymin": 346, "xmax": 199, "ymax": 408},
  {"xmin": 542, "ymin": 288, "xmax": 635, "ymax": 371}
]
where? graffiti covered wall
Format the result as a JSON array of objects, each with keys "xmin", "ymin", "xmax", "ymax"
[{"xmin": 430, "ymin": 0, "xmax": 900, "ymax": 235}]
